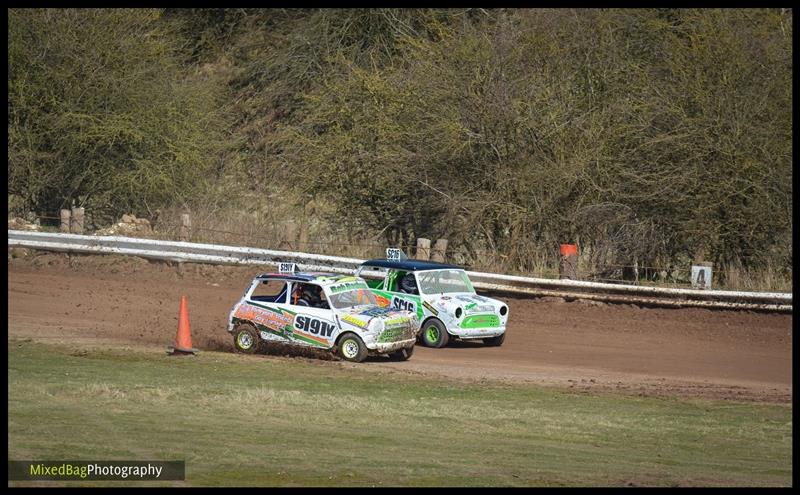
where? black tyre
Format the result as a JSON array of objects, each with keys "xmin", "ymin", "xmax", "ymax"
[
  {"xmin": 233, "ymin": 322, "xmax": 261, "ymax": 354},
  {"xmin": 337, "ymin": 332, "xmax": 368, "ymax": 363},
  {"xmin": 420, "ymin": 319, "xmax": 449, "ymax": 348},
  {"xmin": 483, "ymin": 332, "xmax": 506, "ymax": 347},
  {"xmin": 389, "ymin": 345, "xmax": 415, "ymax": 361}
]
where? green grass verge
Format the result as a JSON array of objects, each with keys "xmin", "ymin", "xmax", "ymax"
[{"xmin": 8, "ymin": 339, "xmax": 792, "ymax": 487}]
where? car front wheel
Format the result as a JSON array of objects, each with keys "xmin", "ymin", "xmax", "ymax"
[
  {"xmin": 420, "ymin": 319, "xmax": 449, "ymax": 348},
  {"xmin": 337, "ymin": 333, "xmax": 368, "ymax": 363}
]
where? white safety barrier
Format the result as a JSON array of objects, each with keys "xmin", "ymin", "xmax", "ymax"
[{"xmin": 8, "ymin": 230, "xmax": 791, "ymax": 312}]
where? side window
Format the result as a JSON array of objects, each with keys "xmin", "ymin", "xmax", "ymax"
[
  {"xmin": 359, "ymin": 266, "xmax": 389, "ymax": 290},
  {"xmin": 250, "ymin": 280, "xmax": 288, "ymax": 303},
  {"xmin": 398, "ymin": 272, "xmax": 419, "ymax": 295},
  {"xmin": 290, "ymin": 282, "xmax": 329, "ymax": 309},
  {"xmin": 387, "ymin": 270, "xmax": 408, "ymax": 292}
]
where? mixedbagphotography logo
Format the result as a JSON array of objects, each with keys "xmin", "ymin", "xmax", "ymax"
[{"xmin": 8, "ymin": 461, "xmax": 185, "ymax": 481}]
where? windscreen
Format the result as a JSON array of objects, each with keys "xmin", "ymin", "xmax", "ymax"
[
  {"xmin": 328, "ymin": 288, "xmax": 379, "ymax": 309},
  {"xmin": 416, "ymin": 270, "xmax": 475, "ymax": 295}
]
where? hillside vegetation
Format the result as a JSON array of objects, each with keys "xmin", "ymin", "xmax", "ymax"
[{"xmin": 7, "ymin": 9, "xmax": 793, "ymax": 284}]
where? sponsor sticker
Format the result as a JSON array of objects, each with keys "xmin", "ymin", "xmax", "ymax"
[
  {"xmin": 422, "ymin": 300, "xmax": 439, "ymax": 316},
  {"xmin": 341, "ymin": 314, "xmax": 368, "ymax": 329},
  {"xmin": 235, "ymin": 303, "xmax": 294, "ymax": 332},
  {"xmin": 330, "ymin": 281, "xmax": 369, "ymax": 293},
  {"xmin": 378, "ymin": 327, "xmax": 409, "ymax": 343},
  {"xmin": 357, "ymin": 306, "xmax": 393, "ymax": 318},
  {"xmin": 384, "ymin": 317, "xmax": 410, "ymax": 327}
]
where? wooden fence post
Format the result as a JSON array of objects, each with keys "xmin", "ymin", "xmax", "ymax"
[
  {"xmin": 60, "ymin": 209, "xmax": 71, "ymax": 233},
  {"xmin": 70, "ymin": 207, "xmax": 84, "ymax": 234},
  {"xmin": 180, "ymin": 213, "xmax": 191, "ymax": 242},
  {"xmin": 416, "ymin": 238, "xmax": 431, "ymax": 260},
  {"xmin": 431, "ymin": 239, "xmax": 448, "ymax": 263},
  {"xmin": 298, "ymin": 223, "xmax": 308, "ymax": 252},
  {"xmin": 282, "ymin": 220, "xmax": 297, "ymax": 250}
]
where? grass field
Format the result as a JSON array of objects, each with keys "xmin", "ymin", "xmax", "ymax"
[{"xmin": 7, "ymin": 339, "xmax": 792, "ymax": 487}]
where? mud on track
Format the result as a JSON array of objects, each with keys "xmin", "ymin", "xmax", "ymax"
[{"xmin": 7, "ymin": 253, "xmax": 793, "ymax": 403}]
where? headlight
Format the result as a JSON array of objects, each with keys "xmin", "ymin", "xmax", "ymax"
[
  {"xmin": 499, "ymin": 305, "xmax": 508, "ymax": 316},
  {"xmin": 370, "ymin": 319, "xmax": 385, "ymax": 333},
  {"xmin": 455, "ymin": 307, "xmax": 462, "ymax": 318}
]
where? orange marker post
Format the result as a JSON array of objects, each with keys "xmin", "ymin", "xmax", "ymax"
[{"xmin": 559, "ymin": 243, "xmax": 578, "ymax": 280}]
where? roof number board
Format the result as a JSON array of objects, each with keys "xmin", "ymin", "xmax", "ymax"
[
  {"xmin": 278, "ymin": 262, "xmax": 296, "ymax": 273},
  {"xmin": 386, "ymin": 248, "xmax": 407, "ymax": 261}
]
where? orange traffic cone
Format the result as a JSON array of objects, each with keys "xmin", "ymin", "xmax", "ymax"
[{"xmin": 167, "ymin": 295, "xmax": 198, "ymax": 355}]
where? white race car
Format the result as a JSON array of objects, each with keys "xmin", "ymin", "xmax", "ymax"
[
  {"xmin": 356, "ymin": 251, "xmax": 509, "ymax": 348},
  {"xmin": 227, "ymin": 264, "xmax": 419, "ymax": 362}
]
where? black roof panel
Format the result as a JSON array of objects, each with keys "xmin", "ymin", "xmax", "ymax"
[
  {"xmin": 360, "ymin": 259, "xmax": 462, "ymax": 271},
  {"xmin": 256, "ymin": 272, "xmax": 333, "ymax": 282}
]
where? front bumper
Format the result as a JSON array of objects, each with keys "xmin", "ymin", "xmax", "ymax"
[
  {"xmin": 451, "ymin": 325, "xmax": 506, "ymax": 340},
  {"xmin": 368, "ymin": 338, "xmax": 416, "ymax": 354}
]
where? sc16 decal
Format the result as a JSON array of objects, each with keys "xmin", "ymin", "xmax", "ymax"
[
  {"xmin": 392, "ymin": 297, "xmax": 416, "ymax": 313},
  {"xmin": 294, "ymin": 315, "xmax": 335, "ymax": 337},
  {"xmin": 386, "ymin": 248, "xmax": 407, "ymax": 261}
]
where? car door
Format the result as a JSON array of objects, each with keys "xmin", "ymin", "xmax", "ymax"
[
  {"xmin": 381, "ymin": 269, "xmax": 422, "ymax": 319},
  {"xmin": 286, "ymin": 282, "xmax": 338, "ymax": 350}
]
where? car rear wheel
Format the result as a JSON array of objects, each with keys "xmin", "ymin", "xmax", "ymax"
[
  {"xmin": 337, "ymin": 332, "xmax": 368, "ymax": 363},
  {"xmin": 420, "ymin": 319, "xmax": 449, "ymax": 348},
  {"xmin": 483, "ymin": 333, "xmax": 505, "ymax": 347},
  {"xmin": 389, "ymin": 345, "xmax": 414, "ymax": 361},
  {"xmin": 233, "ymin": 322, "xmax": 261, "ymax": 354}
]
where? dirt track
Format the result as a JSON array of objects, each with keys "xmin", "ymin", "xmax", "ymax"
[{"xmin": 7, "ymin": 253, "xmax": 793, "ymax": 403}]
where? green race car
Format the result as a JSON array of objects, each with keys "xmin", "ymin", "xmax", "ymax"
[{"xmin": 355, "ymin": 253, "xmax": 508, "ymax": 348}]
